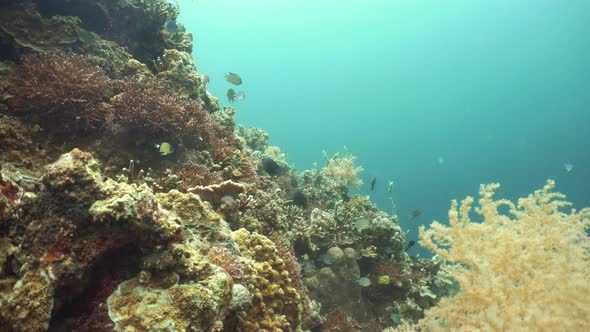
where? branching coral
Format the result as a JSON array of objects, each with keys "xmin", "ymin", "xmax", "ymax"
[
  {"xmin": 111, "ymin": 75, "xmax": 211, "ymax": 147},
  {"xmin": 9, "ymin": 52, "xmax": 112, "ymax": 131},
  {"xmin": 240, "ymin": 188, "xmax": 294, "ymax": 234},
  {"xmin": 418, "ymin": 180, "xmax": 590, "ymax": 331},
  {"xmin": 209, "ymin": 127, "xmax": 238, "ymax": 164},
  {"xmin": 299, "ymin": 169, "xmax": 349, "ymax": 210}
]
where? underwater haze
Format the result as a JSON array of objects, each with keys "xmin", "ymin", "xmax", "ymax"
[{"xmin": 179, "ymin": 0, "xmax": 590, "ymax": 255}]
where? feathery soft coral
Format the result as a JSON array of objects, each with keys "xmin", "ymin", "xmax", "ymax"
[{"xmin": 418, "ymin": 180, "xmax": 590, "ymax": 331}]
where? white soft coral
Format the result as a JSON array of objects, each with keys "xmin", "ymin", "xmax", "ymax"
[
  {"xmin": 322, "ymin": 150, "xmax": 364, "ymax": 188},
  {"xmin": 418, "ymin": 180, "xmax": 590, "ymax": 331}
]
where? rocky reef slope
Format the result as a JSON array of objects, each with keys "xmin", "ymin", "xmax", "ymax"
[{"xmin": 0, "ymin": 1, "xmax": 445, "ymax": 331}]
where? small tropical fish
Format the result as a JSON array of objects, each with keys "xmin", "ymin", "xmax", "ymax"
[
  {"xmin": 370, "ymin": 176, "xmax": 376, "ymax": 191},
  {"xmin": 419, "ymin": 286, "xmax": 437, "ymax": 299},
  {"xmin": 227, "ymin": 88, "xmax": 236, "ymax": 103},
  {"xmin": 163, "ymin": 20, "xmax": 182, "ymax": 34},
  {"xmin": 564, "ymin": 163, "xmax": 574, "ymax": 173},
  {"xmin": 292, "ymin": 189, "xmax": 307, "ymax": 208},
  {"xmin": 355, "ymin": 277, "xmax": 372, "ymax": 287},
  {"xmin": 404, "ymin": 240, "xmax": 416, "ymax": 251},
  {"xmin": 260, "ymin": 157, "xmax": 282, "ymax": 176},
  {"xmin": 234, "ymin": 91, "xmax": 246, "ymax": 101},
  {"xmin": 224, "ymin": 72, "xmax": 242, "ymax": 85},
  {"xmin": 155, "ymin": 142, "xmax": 174, "ymax": 155},
  {"xmin": 353, "ymin": 218, "xmax": 371, "ymax": 231},
  {"xmin": 202, "ymin": 74, "xmax": 210, "ymax": 86},
  {"xmin": 390, "ymin": 313, "xmax": 401, "ymax": 324},
  {"xmin": 302, "ymin": 254, "xmax": 310, "ymax": 261},
  {"xmin": 411, "ymin": 210, "xmax": 422, "ymax": 219}
]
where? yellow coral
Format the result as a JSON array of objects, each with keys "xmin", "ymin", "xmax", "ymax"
[
  {"xmin": 233, "ymin": 229, "xmax": 302, "ymax": 332},
  {"xmin": 418, "ymin": 180, "xmax": 590, "ymax": 331}
]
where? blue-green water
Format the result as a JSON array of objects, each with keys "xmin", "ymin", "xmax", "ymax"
[{"xmin": 179, "ymin": 0, "xmax": 590, "ymax": 255}]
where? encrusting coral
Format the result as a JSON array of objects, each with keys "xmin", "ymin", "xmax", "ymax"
[{"xmin": 417, "ymin": 180, "xmax": 590, "ymax": 331}]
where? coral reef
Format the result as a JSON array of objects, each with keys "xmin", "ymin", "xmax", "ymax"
[
  {"xmin": 417, "ymin": 181, "xmax": 590, "ymax": 331},
  {"xmin": 0, "ymin": 1, "xmax": 446, "ymax": 331}
]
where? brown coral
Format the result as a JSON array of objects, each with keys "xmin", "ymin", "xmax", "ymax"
[
  {"xmin": 210, "ymin": 127, "xmax": 237, "ymax": 163},
  {"xmin": 321, "ymin": 308, "xmax": 361, "ymax": 332},
  {"xmin": 111, "ymin": 76, "xmax": 211, "ymax": 148},
  {"xmin": 372, "ymin": 261, "xmax": 410, "ymax": 286},
  {"xmin": 9, "ymin": 52, "xmax": 112, "ymax": 132}
]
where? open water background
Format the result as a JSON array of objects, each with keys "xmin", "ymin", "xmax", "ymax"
[{"xmin": 178, "ymin": 0, "xmax": 590, "ymax": 256}]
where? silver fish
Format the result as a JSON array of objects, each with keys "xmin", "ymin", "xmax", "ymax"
[{"xmin": 234, "ymin": 91, "xmax": 246, "ymax": 101}]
